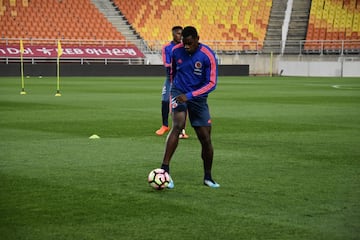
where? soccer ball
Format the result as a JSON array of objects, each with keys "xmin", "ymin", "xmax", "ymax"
[{"xmin": 148, "ymin": 168, "xmax": 170, "ymax": 190}]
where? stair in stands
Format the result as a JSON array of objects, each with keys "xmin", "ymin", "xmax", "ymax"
[
  {"xmin": 284, "ymin": 0, "xmax": 311, "ymax": 54},
  {"xmin": 90, "ymin": 0, "xmax": 140, "ymax": 46},
  {"xmin": 263, "ymin": 0, "xmax": 288, "ymax": 54}
]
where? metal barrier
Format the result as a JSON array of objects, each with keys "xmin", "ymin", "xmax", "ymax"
[{"xmin": 1, "ymin": 38, "xmax": 360, "ymax": 65}]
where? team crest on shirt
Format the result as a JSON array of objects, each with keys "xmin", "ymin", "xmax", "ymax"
[
  {"xmin": 177, "ymin": 59, "xmax": 183, "ymax": 64},
  {"xmin": 195, "ymin": 61, "xmax": 202, "ymax": 68},
  {"xmin": 194, "ymin": 61, "xmax": 202, "ymax": 75}
]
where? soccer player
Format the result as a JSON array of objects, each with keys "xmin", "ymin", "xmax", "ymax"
[
  {"xmin": 161, "ymin": 26, "xmax": 220, "ymax": 188},
  {"xmin": 155, "ymin": 26, "xmax": 189, "ymax": 139}
]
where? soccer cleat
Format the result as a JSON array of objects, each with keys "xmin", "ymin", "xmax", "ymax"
[
  {"xmin": 155, "ymin": 125, "xmax": 170, "ymax": 136},
  {"xmin": 179, "ymin": 133, "xmax": 189, "ymax": 139},
  {"xmin": 204, "ymin": 179, "xmax": 220, "ymax": 188},
  {"xmin": 167, "ymin": 176, "xmax": 174, "ymax": 189},
  {"xmin": 179, "ymin": 129, "xmax": 189, "ymax": 139}
]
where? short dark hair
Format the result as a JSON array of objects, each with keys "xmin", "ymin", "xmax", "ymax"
[
  {"xmin": 182, "ymin": 26, "xmax": 198, "ymax": 39},
  {"xmin": 172, "ymin": 26, "xmax": 183, "ymax": 32}
]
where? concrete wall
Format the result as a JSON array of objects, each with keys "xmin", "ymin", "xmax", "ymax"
[
  {"xmin": 218, "ymin": 54, "xmax": 360, "ymax": 76},
  {"xmin": 1, "ymin": 54, "xmax": 359, "ymax": 77},
  {"xmin": 341, "ymin": 62, "xmax": 360, "ymax": 77},
  {"xmin": 278, "ymin": 60, "xmax": 360, "ymax": 77}
]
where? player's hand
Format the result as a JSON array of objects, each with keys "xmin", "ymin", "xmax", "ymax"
[{"xmin": 176, "ymin": 94, "xmax": 187, "ymax": 103}]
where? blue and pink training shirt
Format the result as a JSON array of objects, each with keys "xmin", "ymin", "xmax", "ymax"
[{"xmin": 170, "ymin": 43, "xmax": 218, "ymax": 100}]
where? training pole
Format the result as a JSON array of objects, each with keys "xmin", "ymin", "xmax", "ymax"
[
  {"xmin": 20, "ymin": 39, "xmax": 26, "ymax": 95},
  {"xmin": 269, "ymin": 51, "xmax": 273, "ymax": 77},
  {"xmin": 55, "ymin": 56, "xmax": 61, "ymax": 96},
  {"xmin": 55, "ymin": 40, "xmax": 62, "ymax": 97}
]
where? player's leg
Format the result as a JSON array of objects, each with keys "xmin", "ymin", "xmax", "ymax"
[
  {"xmin": 193, "ymin": 126, "xmax": 219, "ymax": 187},
  {"xmin": 193, "ymin": 125, "xmax": 213, "ymax": 172},
  {"xmin": 161, "ymin": 91, "xmax": 187, "ymax": 189},
  {"xmin": 161, "ymin": 110, "xmax": 186, "ymax": 189},
  {"xmin": 161, "ymin": 110, "xmax": 187, "ymax": 168},
  {"xmin": 156, "ymin": 79, "xmax": 171, "ymax": 135},
  {"xmin": 188, "ymin": 98, "xmax": 219, "ymax": 188}
]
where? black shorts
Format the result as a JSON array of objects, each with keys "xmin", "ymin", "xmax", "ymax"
[{"xmin": 171, "ymin": 88, "xmax": 212, "ymax": 127}]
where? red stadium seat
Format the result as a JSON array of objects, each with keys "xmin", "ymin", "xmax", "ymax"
[
  {"xmin": 0, "ymin": 0, "xmax": 126, "ymax": 42},
  {"xmin": 306, "ymin": 0, "xmax": 360, "ymax": 52},
  {"xmin": 113, "ymin": 0, "xmax": 272, "ymax": 51}
]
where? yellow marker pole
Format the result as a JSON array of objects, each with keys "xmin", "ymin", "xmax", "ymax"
[
  {"xmin": 55, "ymin": 40, "xmax": 62, "ymax": 97},
  {"xmin": 269, "ymin": 51, "xmax": 273, "ymax": 77},
  {"xmin": 55, "ymin": 56, "xmax": 61, "ymax": 96},
  {"xmin": 20, "ymin": 39, "xmax": 26, "ymax": 95}
]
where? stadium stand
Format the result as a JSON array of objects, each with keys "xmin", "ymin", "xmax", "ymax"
[
  {"xmin": 113, "ymin": 0, "xmax": 272, "ymax": 52},
  {"xmin": 0, "ymin": 0, "xmax": 125, "ymax": 45},
  {"xmin": 305, "ymin": 0, "xmax": 360, "ymax": 53},
  {"xmin": 1, "ymin": 0, "xmax": 359, "ymax": 56}
]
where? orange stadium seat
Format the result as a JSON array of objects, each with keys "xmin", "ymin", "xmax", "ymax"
[
  {"xmin": 0, "ymin": 0, "xmax": 125, "ymax": 43},
  {"xmin": 305, "ymin": 0, "xmax": 360, "ymax": 52},
  {"xmin": 113, "ymin": 0, "xmax": 272, "ymax": 51}
]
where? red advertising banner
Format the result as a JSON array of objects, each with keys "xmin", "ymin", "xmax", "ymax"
[{"xmin": 0, "ymin": 45, "xmax": 145, "ymax": 58}]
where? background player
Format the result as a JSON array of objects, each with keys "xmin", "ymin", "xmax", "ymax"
[{"xmin": 155, "ymin": 26, "xmax": 189, "ymax": 139}]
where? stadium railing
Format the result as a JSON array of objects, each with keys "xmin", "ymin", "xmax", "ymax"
[
  {"xmin": 1, "ymin": 38, "xmax": 360, "ymax": 65},
  {"xmin": 287, "ymin": 39, "xmax": 360, "ymax": 55},
  {"xmin": 147, "ymin": 39, "xmax": 360, "ymax": 55}
]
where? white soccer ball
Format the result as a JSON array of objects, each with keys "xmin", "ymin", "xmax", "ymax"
[{"xmin": 148, "ymin": 168, "xmax": 170, "ymax": 190}]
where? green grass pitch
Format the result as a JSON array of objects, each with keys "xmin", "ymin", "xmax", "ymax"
[{"xmin": 0, "ymin": 75, "xmax": 359, "ymax": 240}]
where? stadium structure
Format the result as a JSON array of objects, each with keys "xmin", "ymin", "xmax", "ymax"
[{"xmin": 0, "ymin": 0, "xmax": 359, "ymax": 76}]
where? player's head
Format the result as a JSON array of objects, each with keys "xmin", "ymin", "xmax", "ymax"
[
  {"xmin": 182, "ymin": 26, "xmax": 199, "ymax": 54},
  {"xmin": 172, "ymin": 26, "xmax": 183, "ymax": 44}
]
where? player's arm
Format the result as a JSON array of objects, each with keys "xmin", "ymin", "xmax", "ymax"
[
  {"xmin": 169, "ymin": 49, "xmax": 177, "ymax": 83},
  {"xmin": 162, "ymin": 45, "xmax": 172, "ymax": 77}
]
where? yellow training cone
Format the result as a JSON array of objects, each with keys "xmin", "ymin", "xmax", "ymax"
[{"xmin": 89, "ymin": 134, "xmax": 100, "ymax": 139}]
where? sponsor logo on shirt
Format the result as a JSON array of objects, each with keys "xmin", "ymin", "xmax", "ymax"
[{"xmin": 171, "ymin": 97, "xmax": 178, "ymax": 108}]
